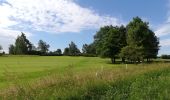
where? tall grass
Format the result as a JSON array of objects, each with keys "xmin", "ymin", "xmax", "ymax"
[{"xmin": 0, "ymin": 62, "xmax": 170, "ymax": 99}]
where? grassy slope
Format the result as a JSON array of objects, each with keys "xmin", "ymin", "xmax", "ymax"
[{"xmin": 0, "ymin": 56, "xmax": 170, "ymax": 99}]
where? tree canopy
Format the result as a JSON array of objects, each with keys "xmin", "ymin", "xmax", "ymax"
[
  {"xmin": 94, "ymin": 17, "xmax": 159, "ymax": 63},
  {"xmin": 82, "ymin": 43, "xmax": 96, "ymax": 56},
  {"xmin": 13, "ymin": 32, "xmax": 32, "ymax": 54},
  {"xmin": 38, "ymin": 40, "xmax": 50, "ymax": 54},
  {"xmin": 94, "ymin": 25, "xmax": 126, "ymax": 63},
  {"xmin": 68, "ymin": 41, "xmax": 80, "ymax": 56},
  {"xmin": 124, "ymin": 17, "xmax": 159, "ymax": 62},
  {"xmin": 9, "ymin": 44, "xmax": 15, "ymax": 54}
]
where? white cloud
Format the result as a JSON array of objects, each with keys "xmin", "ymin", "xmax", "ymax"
[
  {"xmin": 155, "ymin": 0, "xmax": 170, "ymax": 37},
  {"xmin": 155, "ymin": 23, "xmax": 170, "ymax": 37},
  {"xmin": 0, "ymin": 0, "xmax": 123, "ymax": 53},
  {"xmin": 0, "ymin": 28, "xmax": 32, "ymax": 38},
  {"xmin": 0, "ymin": 0, "xmax": 123, "ymax": 33}
]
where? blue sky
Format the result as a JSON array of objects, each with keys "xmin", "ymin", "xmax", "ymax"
[{"xmin": 0, "ymin": 0, "xmax": 170, "ymax": 55}]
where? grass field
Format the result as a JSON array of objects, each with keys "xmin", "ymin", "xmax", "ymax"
[{"xmin": 0, "ymin": 56, "xmax": 170, "ymax": 99}]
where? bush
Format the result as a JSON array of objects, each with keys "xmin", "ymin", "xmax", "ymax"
[
  {"xmin": 161, "ymin": 55, "xmax": 170, "ymax": 59},
  {"xmin": 27, "ymin": 50, "xmax": 43, "ymax": 55},
  {"xmin": 82, "ymin": 53, "xmax": 97, "ymax": 57}
]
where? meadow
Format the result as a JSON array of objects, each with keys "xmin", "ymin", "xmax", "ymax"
[{"xmin": 0, "ymin": 56, "xmax": 169, "ymax": 99}]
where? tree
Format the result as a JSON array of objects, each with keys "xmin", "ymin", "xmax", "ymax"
[
  {"xmin": 143, "ymin": 30, "xmax": 159, "ymax": 61},
  {"xmin": 82, "ymin": 43, "xmax": 96, "ymax": 56},
  {"xmin": 94, "ymin": 25, "xmax": 126, "ymax": 63},
  {"xmin": 38, "ymin": 40, "xmax": 50, "ymax": 54},
  {"xmin": 82, "ymin": 44, "xmax": 88, "ymax": 54},
  {"xmin": 9, "ymin": 44, "xmax": 15, "ymax": 54},
  {"xmin": 0, "ymin": 45, "xmax": 2, "ymax": 51},
  {"xmin": 63, "ymin": 47, "xmax": 69, "ymax": 56},
  {"xmin": 54, "ymin": 49, "xmax": 62, "ymax": 55},
  {"xmin": 126, "ymin": 17, "xmax": 159, "ymax": 62},
  {"xmin": 68, "ymin": 41, "xmax": 80, "ymax": 56},
  {"xmin": 0, "ymin": 45, "xmax": 3, "ymax": 56},
  {"xmin": 15, "ymin": 32, "xmax": 32, "ymax": 54},
  {"xmin": 120, "ymin": 46, "xmax": 144, "ymax": 63},
  {"xmin": 161, "ymin": 55, "xmax": 170, "ymax": 59}
]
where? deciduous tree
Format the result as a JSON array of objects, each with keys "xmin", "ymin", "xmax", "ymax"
[
  {"xmin": 38, "ymin": 40, "xmax": 50, "ymax": 54},
  {"xmin": 94, "ymin": 25, "xmax": 126, "ymax": 63}
]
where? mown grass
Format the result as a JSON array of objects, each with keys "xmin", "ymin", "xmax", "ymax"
[
  {"xmin": 0, "ymin": 56, "xmax": 107, "ymax": 87},
  {"xmin": 0, "ymin": 56, "xmax": 170, "ymax": 99}
]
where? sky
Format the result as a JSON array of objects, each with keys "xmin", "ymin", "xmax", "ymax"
[{"xmin": 0, "ymin": 0, "xmax": 170, "ymax": 55}]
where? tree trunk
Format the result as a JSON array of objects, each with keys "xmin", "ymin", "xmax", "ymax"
[
  {"xmin": 111, "ymin": 58, "xmax": 115, "ymax": 64},
  {"xmin": 147, "ymin": 58, "xmax": 149, "ymax": 62},
  {"xmin": 122, "ymin": 58, "xmax": 125, "ymax": 63}
]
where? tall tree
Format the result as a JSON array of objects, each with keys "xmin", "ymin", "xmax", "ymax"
[
  {"xmin": 82, "ymin": 43, "xmax": 96, "ymax": 55},
  {"xmin": 126, "ymin": 17, "xmax": 159, "ymax": 62},
  {"xmin": 0, "ymin": 45, "xmax": 3, "ymax": 56},
  {"xmin": 38, "ymin": 40, "xmax": 50, "ymax": 54},
  {"xmin": 68, "ymin": 41, "xmax": 80, "ymax": 56},
  {"xmin": 15, "ymin": 32, "xmax": 32, "ymax": 54},
  {"xmin": 94, "ymin": 25, "xmax": 126, "ymax": 63},
  {"xmin": 9, "ymin": 44, "xmax": 15, "ymax": 54},
  {"xmin": 82, "ymin": 44, "xmax": 88, "ymax": 54},
  {"xmin": 54, "ymin": 49, "xmax": 62, "ymax": 55},
  {"xmin": 0, "ymin": 45, "xmax": 2, "ymax": 51},
  {"xmin": 63, "ymin": 47, "xmax": 69, "ymax": 56}
]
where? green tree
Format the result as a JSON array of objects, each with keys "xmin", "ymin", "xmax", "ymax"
[
  {"xmin": 0, "ymin": 45, "xmax": 3, "ymax": 56},
  {"xmin": 54, "ymin": 49, "xmax": 62, "ymax": 55},
  {"xmin": 63, "ymin": 47, "xmax": 69, "ymax": 56},
  {"xmin": 126, "ymin": 17, "xmax": 159, "ymax": 62},
  {"xmin": 9, "ymin": 44, "xmax": 15, "ymax": 54},
  {"xmin": 120, "ymin": 46, "xmax": 144, "ymax": 63},
  {"xmin": 68, "ymin": 41, "xmax": 80, "ymax": 56},
  {"xmin": 143, "ymin": 30, "xmax": 159, "ymax": 61},
  {"xmin": 82, "ymin": 44, "xmax": 88, "ymax": 54},
  {"xmin": 94, "ymin": 25, "xmax": 126, "ymax": 63},
  {"xmin": 38, "ymin": 40, "xmax": 50, "ymax": 54},
  {"xmin": 82, "ymin": 43, "xmax": 96, "ymax": 56},
  {"xmin": 15, "ymin": 32, "xmax": 32, "ymax": 54},
  {"xmin": 0, "ymin": 45, "xmax": 2, "ymax": 51}
]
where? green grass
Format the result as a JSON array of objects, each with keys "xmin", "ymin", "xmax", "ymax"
[
  {"xmin": 0, "ymin": 56, "xmax": 170, "ymax": 99},
  {"xmin": 0, "ymin": 56, "xmax": 119, "ymax": 88}
]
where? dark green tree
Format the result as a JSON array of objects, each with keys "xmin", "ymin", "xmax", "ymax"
[
  {"xmin": 82, "ymin": 44, "xmax": 88, "ymax": 54},
  {"xmin": 54, "ymin": 49, "xmax": 62, "ymax": 55},
  {"xmin": 63, "ymin": 47, "xmax": 69, "ymax": 56},
  {"xmin": 82, "ymin": 43, "xmax": 96, "ymax": 56},
  {"xmin": 68, "ymin": 41, "xmax": 80, "ymax": 56},
  {"xmin": 143, "ymin": 30, "xmax": 159, "ymax": 61},
  {"xmin": 126, "ymin": 17, "xmax": 159, "ymax": 62},
  {"xmin": 9, "ymin": 44, "xmax": 15, "ymax": 54},
  {"xmin": 94, "ymin": 25, "xmax": 126, "ymax": 63},
  {"xmin": 15, "ymin": 32, "xmax": 32, "ymax": 54},
  {"xmin": 0, "ymin": 45, "xmax": 2, "ymax": 51},
  {"xmin": 0, "ymin": 45, "xmax": 3, "ymax": 56},
  {"xmin": 38, "ymin": 40, "xmax": 50, "ymax": 54},
  {"xmin": 120, "ymin": 46, "xmax": 144, "ymax": 63}
]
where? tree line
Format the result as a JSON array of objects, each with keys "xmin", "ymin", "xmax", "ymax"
[
  {"xmin": 94, "ymin": 17, "xmax": 159, "ymax": 63},
  {"xmin": 8, "ymin": 33, "xmax": 85, "ymax": 56},
  {"xmin": 0, "ymin": 17, "xmax": 160, "ymax": 63}
]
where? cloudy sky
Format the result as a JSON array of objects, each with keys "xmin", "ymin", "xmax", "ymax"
[{"xmin": 0, "ymin": 0, "xmax": 170, "ymax": 55}]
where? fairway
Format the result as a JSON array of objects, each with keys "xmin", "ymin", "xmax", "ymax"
[{"xmin": 0, "ymin": 56, "xmax": 118, "ymax": 88}]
